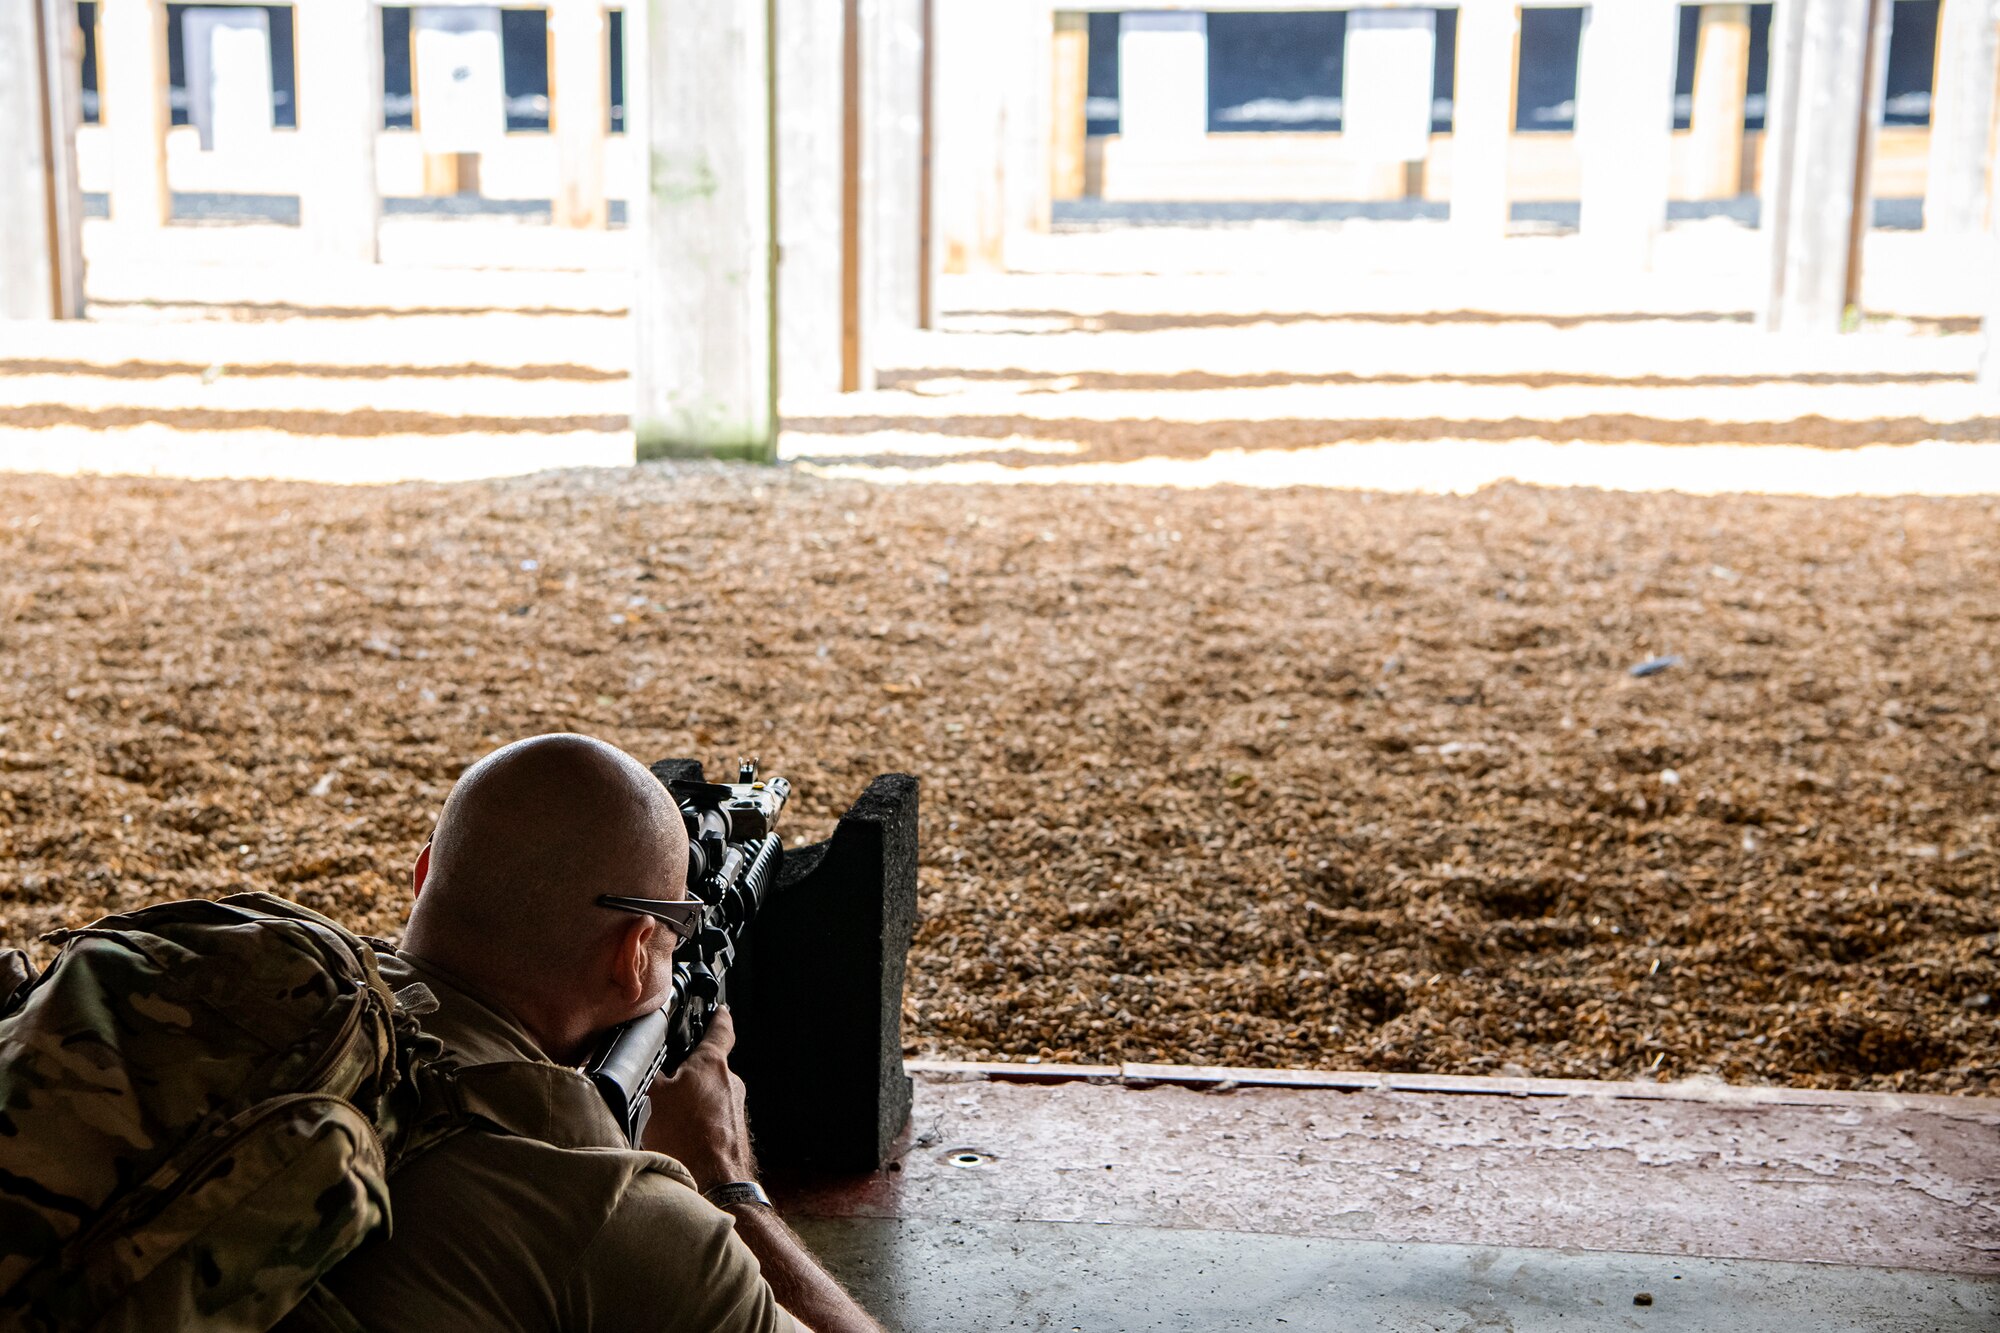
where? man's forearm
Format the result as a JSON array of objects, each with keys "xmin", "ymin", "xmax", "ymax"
[{"xmin": 729, "ymin": 1204, "xmax": 883, "ymax": 1333}]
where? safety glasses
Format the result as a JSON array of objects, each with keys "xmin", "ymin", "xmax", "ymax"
[{"xmin": 597, "ymin": 892, "xmax": 707, "ymax": 941}]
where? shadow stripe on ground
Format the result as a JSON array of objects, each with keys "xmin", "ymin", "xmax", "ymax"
[
  {"xmin": 86, "ymin": 298, "xmax": 628, "ymax": 321},
  {"xmin": 784, "ymin": 412, "xmax": 2000, "ymax": 467},
  {"xmin": 952, "ymin": 309, "xmax": 1982, "ymax": 335},
  {"xmin": 0, "ymin": 404, "xmax": 625, "ymax": 436},
  {"xmin": 14, "ymin": 406, "xmax": 1994, "ymax": 451},
  {"xmin": 878, "ymin": 367, "xmax": 1977, "ymax": 393},
  {"xmin": 0, "ymin": 358, "xmax": 627, "ymax": 383}
]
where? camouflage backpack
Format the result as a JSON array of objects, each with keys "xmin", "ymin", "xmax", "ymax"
[{"xmin": 0, "ymin": 892, "xmax": 454, "ymax": 1333}]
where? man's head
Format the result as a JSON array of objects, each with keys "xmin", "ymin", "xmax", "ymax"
[{"xmin": 403, "ymin": 733, "xmax": 687, "ymax": 1062}]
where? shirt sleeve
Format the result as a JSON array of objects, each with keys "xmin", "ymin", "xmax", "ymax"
[{"xmin": 566, "ymin": 1168, "xmax": 803, "ymax": 1333}]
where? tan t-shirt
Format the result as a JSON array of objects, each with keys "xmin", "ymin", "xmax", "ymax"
[{"xmin": 320, "ymin": 954, "xmax": 800, "ymax": 1333}]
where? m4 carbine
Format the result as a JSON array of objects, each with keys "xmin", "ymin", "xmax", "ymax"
[{"xmin": 585, "ymin": 762, "xmax": 790, "ymax": 1145}]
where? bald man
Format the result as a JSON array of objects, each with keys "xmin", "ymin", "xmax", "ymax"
[{"xmin": 317, "ymin": 734, "xmax": 880, "ymax": 1333}]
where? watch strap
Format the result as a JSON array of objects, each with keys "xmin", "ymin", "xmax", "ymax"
[{"xmin": 703, "ymin": 1179, "xmax": 774, "ymax": 1210}]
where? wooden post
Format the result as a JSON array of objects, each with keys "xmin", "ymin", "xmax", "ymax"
[
  {"xmin": 1118, "ymin": 10, "xmax": 1206, "ymax": 149},
  {"xmin": 298, "ymin": 0, "xmax": 383, "ymax": 262},
  {"xmin": 633, "ymin": 0, "xmax": 778, "ymax": 458},
  {"xmin": 1451, "ymin": 0, "xmax": 1519, "ymax": 241},
  {"xmin": 932, "ymin": 0, "xmax": 1007, "ymax": 273},
  {"xmin": 1926, "ymin": 0, "xmax": 2000, "ymax": 236},
  {"xmin": 2, "ymin": 0, "xmax": 84, "ymax": 319},
  {"xmin": 1001, "ymin": 0, "xmax": 1053, "ymax": 237},
  {"xmin": 420, "ymin": 153, "xmax": 477, "ymax": 194},
  {"xmin": 865, "ymin": 0, "xmax": 925, "ymax": 343},
  {"xmin": 551, "ymin": 0, "xmax": 609, "ymax": 229},
  {"xmin": 100, "ymin": 0, "xmax": 168, "ymax": 230},
  {"xmin": 1842, "ymin": 0, "xmax": 1891, "ymax": 313},
  {"xmin": 1051, "ymin": 11, "xmax": 1087, "ymax": 201},
  {"xmin": 776, "ymin": 0, "xmax": 846, "ymax": 398},
  {"xmin": 1687, "ymin": 4, "xmax": 1752, "ymax": 200},
  {"xmin": 1761, "ymin": 0, "xmax": 1880, "ymax": 333},
  {"xmin": 1577, "ymin": 0, "xmax": 1677, "ymax": 268}
]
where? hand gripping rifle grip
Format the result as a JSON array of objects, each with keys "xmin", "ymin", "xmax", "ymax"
[{"xmin": 587, "ymin": 1006, "xmax": 673, "ymax": 1145}]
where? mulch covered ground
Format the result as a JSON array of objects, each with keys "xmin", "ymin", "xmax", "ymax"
[{"xmin": 1, "ymin": 464, "xmax": 1993, "ymax": 1092}]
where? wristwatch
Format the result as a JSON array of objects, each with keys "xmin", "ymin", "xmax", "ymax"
[{"xmin": 703, "ymin": 1180, "xmax": 775, "ymax": 1211}]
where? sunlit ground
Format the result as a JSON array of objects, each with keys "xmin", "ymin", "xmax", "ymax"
[{"xmin": 0, "ymin": 211, "xmax": 1993, "ymax": 495}]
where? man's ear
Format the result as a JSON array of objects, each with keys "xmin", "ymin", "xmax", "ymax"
[
  {"xmin": 412, "ymin": 842, "xmax": 433, "ymax": 900},
  {"xmin": 614, "ymin": 916, "xmax": 657, "ymax": 1005}
]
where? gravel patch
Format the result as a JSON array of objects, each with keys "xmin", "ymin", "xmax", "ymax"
[{"xmin": 1, "ymin": 463, "xmax": 1992, "ymax": 1092}]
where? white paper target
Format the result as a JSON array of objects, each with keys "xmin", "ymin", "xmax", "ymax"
[
  {"xmin": 182, "ymin": 7, "xmax": 273, "ymax": 154},
  {"xmin": 1342, "ymin": 10, "xmax": 1436, "ymax": 162},
  {"xmin": 414, "ymin": 6, "xmax": 506, "ymax": 153}
]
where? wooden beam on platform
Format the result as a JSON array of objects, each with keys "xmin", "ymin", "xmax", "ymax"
[
  {"xmin": 1051, "ymin": 11, "xmax": 1088, "ymax": 201},
  {"xmin": 551, "ymin": 1, "xmax": 609, "ymax": 229},
  {"xmin": 1451, "ymin": 0, "xmax": 1519, "ymax": 241},
  {"xmin": 1761, "ymin": 0, "xmax": 1881, "ymax": 334},
  {"xmin": 1927, "ymin": 0, "xmax": 2000, "ymax": 236},
  {"xmin": 632, "ymin": 0, "xmax": 778, "ymax": 458},
  {"xmin": 1577, "ymin": 0, "xmax": 1676, "ymax": 268},
  {"xmin": 299, "ymin": 0, "xmax": 383, "ymax": 262},
  {"xmin": 1687, "ymin": 4, "xmax": 1752, "ymax": 200},
  {"xmin": 100, "ymin": 0, "xmax": 167, "ymax": 230}
]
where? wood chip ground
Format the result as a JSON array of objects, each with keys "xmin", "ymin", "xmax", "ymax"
[{"xmin": 0, "ymin": 217, "xmax": 1993, "ymax": 1093}]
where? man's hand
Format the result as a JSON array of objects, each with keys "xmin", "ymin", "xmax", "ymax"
[
  {"xmin": 641, "ymin": 1007, "xmax": 882, "ymax": 1333},
  {"xmin": 642, "ymin": 1007, "xmax": 758, "ymax": 1192}
]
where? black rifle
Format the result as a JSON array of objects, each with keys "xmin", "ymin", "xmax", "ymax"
[{"xmin": 585, "ymin": 762, "xmax": 791, "ymax": 1145}]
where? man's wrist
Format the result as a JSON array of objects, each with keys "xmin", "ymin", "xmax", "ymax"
[{"xmin": 703, "ymin": 1180, "xmax": 775, "ymax": 1211}]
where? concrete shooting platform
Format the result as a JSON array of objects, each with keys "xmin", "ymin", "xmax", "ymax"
[{"xmin": 776, "ymin": 1063, "xmax": 2000, "ymax": 1331}]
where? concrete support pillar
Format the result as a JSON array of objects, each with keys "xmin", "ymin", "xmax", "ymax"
[
  {"xmin": 1001, "ymin": 1, "xmax": 1053, "ymax": 237},
  {"xmin": 1118, "ymin": 11, "xmax": 1206, "ymax": 149},
  {"xmin": 1051, "ymin": 11, "xmax": 1088, "ymax": 200},
  {"xmin": 633, "ymin": 0, "xmax": 777, "ymax": 457},
  {"xmin": 2, "ymin": 0, "xmax": 86, "ymax": 319},
  {"xmin": 932, "ymin": 0, "xmax": 1007, "ymax": 273},
  {"xmin": 298, "ymin": 0, "xmax": 382, "ymax": 262},
  {"xmin": 777, "ymin": 0, "xmax": 848, "ymax": 399},
  {"xmin": 1927, "ymin": 0, "xmax": 2000, "ymax": 235},
  {"xmin": 1577, "ymin": 0, "xmax": 1677, "ymax": 268},
  {"xmin": 1761, "ymin": 0, "xmax": 1885, "ymax": 333},
  {"xmin": 865, "ymin": 0, "xmax": 926, "ymax": 342},
  {"xmin": 1687, "ymin": 3, "xmax": 1752, "ymax": 199},
  {"xmin": 1451, "ymin": 0, "xmax": 1519, "ymax": 240},
  {"xmin": 551, "ymin": 1, "xmax": 609, "ymax": 229},
  {"xmin": 100, "ymin": 0, "xmax": 168, "ymax": 230}
]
